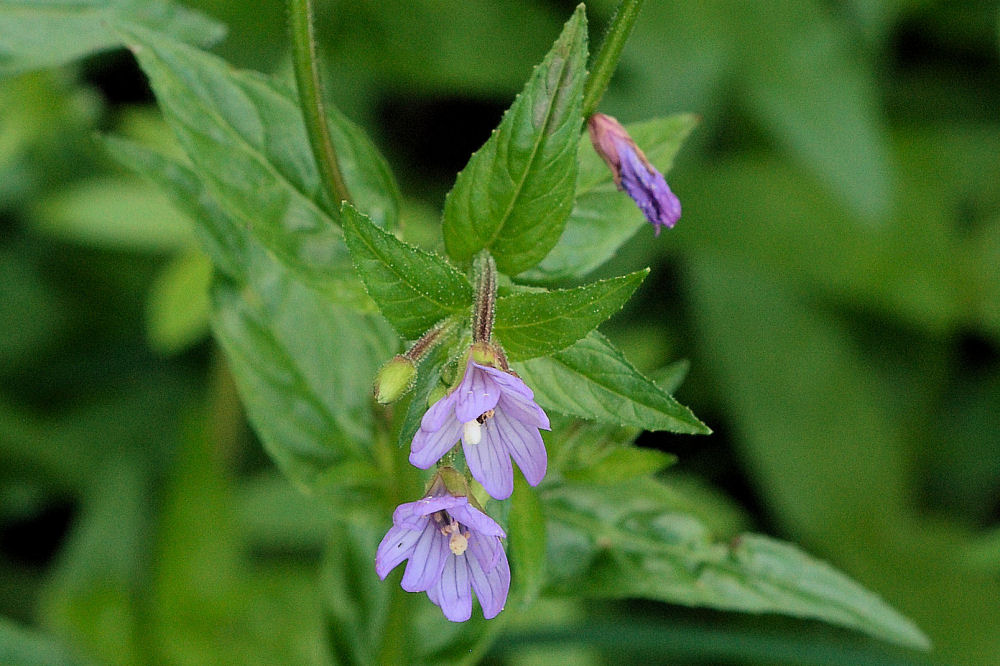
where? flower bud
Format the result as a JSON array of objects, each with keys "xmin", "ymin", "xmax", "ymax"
[{"xmin": 373, "ymin": 355, "xmax": 416, "ymax": 404}]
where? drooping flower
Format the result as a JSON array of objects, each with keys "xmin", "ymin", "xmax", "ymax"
[
  {"xmin": 587, "ymin": 112, "xmax": 681, "ymax": 235},
  {"xmin": 375, "ymin": 490, "xmax": 510, "ymax": 622},
  {"xmin": 409, "ymin": 357, "xmax": 550, "ymax": 500}
]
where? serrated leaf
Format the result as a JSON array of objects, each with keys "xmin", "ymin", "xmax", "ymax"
[
  {"xmin": 342, "ymin": 203, "xmax": 471, "ymax": 339},
  {"xmin": 493, "ymin": 269, "xmax": 647, "ymax": 361},
  {"xmin": 442, "ymin": 5, "xmax": 587, "ymax": 275},
  {"xmin": 543, "ymin": 479, "xmax": 930, "ymax": 650},
  {"xmin": 118, "ymin": 22, "xmax": 399, "ymax": 305},
  {"xmin": 0, "ymin": 0, "xmax": 224, "ymax": 75},
  {"xmin": 513, "ymin": 331, "xmax": 708, "ymax": 434},
  {"xmin": 524, "ymin": 115, "xmax": 698, "ymax": 282}
]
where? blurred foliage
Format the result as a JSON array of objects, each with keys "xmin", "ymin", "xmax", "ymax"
[{"xmin": 1, "ymin": 0, "xmax": 998, "ymax": 664}]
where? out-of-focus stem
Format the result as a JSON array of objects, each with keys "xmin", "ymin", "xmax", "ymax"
[{"xmin": 582, "ymin": 0, "xmax": 646, "ymax": 118}]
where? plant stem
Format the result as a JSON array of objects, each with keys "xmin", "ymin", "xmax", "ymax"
[
  {"xmin": 581, "ymin": 0, "xmax": 647, "ymax": 118},
  {"xmin": 288, "ymin": 0, "xmax": 352, "ymax": 207},
  {"xmin": 472, "ymin": 252, "xmax": 497, "ymax": 344}
]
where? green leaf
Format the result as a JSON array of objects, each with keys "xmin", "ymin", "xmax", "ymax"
[
  {"xmin": 341, "ymin": 203, "xmax": 471, "ymax": 339},
  {"xmin": 524, "ymin": 115, "xmax": 698, "ymax": 282},
  {"xmin": 0, "ymin": 0, "xmax": 224, "ymax": 75},
  {"xmin": 145, "ymin": 249, "xmax": 212, "ymax": 355},
  {"xmin": 543, "ymin": 479, "xmax": 931, "ymax": 650},
  {"xmin": 0, "ymin": 616, "xmax": 92, "ymax": 666},
  {"xmin": 493, "ymin": 269, "xmax": 647, "ymax": 361},
  {"xmin": 508, "ymin": 478, "xmax": 546, "ymax": 605},
  {"xmin": 513, "ymin": 331, "xmax": 709, "ymax": 434},
  {"xmin": 118, "ymin": 22, "xmax": 399, "ymax": 305},
  {"xmin": 442, "ymin": 5, "xmax": 587, "ymax": 275},
  {"xmin": 564, "ymin": 447, "xmax": 676, "ymax": 484}
]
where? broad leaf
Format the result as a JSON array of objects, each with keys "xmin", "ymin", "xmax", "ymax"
[
  {"xmin": 493, "ymin": 269, "xmax": 647, "ymax": 361},
  {"xmin": 118, "ymin": 23, "xmax": 399, "ymax": 306},
  {"xmin": 543, "ymin": 478, "xmax": 930, "ymax": 650},
  {"xmin": 513, "ymin": 332, "xmax": 708, "ymax": 434},
  {"xmin": 524, "ymin": 115, "xmax": 698, "ymax": 282},
  {"xmin": 342, "ymin": 203, "xmax": 471, "ymax": 339},
  {"xmin": 442, "ymin": 5, "xmax": 587, "ymax": 275},
  {"xmin": 0, "ymin": 0, "xmax": 223, "ymax": 75}
]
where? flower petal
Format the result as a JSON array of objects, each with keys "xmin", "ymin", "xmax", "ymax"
[
  {"xmin": 467, "ymin": 534, "xmax": 510, "ymax": 619},
  {"xmin": 498, "ymin": 391, "xmax": 550, "ymax": 430},
  {"xmin": 393, "ymin": 495, "xmax": 463, "ymax": 529},
  {"xmin": 465, "ymin": 423, "xmax": 514, "ymax": 500},
  {"xmin": 409, "ymin": 417, "xmax": 462, "ymax": 469},
  {"xmin": 447, "ymin": 503, "xmax": 506, "ymax": 539},
  {"xmin": 420, "ymin": 392, "xmax": 457, "ymax": 431},
  {"xmin": 619, "ymin": 142, "xmax": 680, "ymax": 233},
  {"xmin": 479, "ymin": 365, "xmax": 535, "ymax": 400},
  {"xmin": 454, "ymin": 363, "xmax": 500, "ymax": 422},
  {"xmin": 493, "ymin": 408, "xmax": 547, "ymax": 486},
  {"xmin": 400, "ymin": 520, "xmax": 449, "ymax": 592},
  {"xmin": 375, "ymin": 525, "xmax": 421, "ymax": 580},
  {"xmin": 435, "ymin": 552, "xmax": 472, "ymax": 622}
]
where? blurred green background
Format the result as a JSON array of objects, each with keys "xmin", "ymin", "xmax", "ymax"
[{"xmin": 2, "ymin": 0, "xmax": 999, "ymax": 664}]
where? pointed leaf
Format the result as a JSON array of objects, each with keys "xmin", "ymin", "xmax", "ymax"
[
  {"xmin": 513, "ymin": 331, "xmax": 708, "ymax": 434},
  {"xmin": 442, "ymin": 5, "xmax": 587, "ymax": 275},
  {"xmin": 544, "ymin": 479, "xmax": 930, "ymax": 650},
  {"xmin": 494, "ymin": 269, "xmax": 647, "ymax": 361},
  {"xmin": 525, "ymin": 115, "xmax": 698, "ymax": 282},
  {"xmin": 342, "ymin": 203, "xmax": 471, "ymax": 339}
]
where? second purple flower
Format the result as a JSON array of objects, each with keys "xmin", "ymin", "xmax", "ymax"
[{"xmin": 409, "ymin": 357, "xmax": 550, "ymax": 500}]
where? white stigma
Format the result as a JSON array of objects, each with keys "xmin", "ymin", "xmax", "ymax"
[
  {"xmin": 449, "ymin": 531, "xmax": 469, "ymax": 556},
  {"xmin": 462, "ymin": 420, "xmax": 482, "ymax": 445}
]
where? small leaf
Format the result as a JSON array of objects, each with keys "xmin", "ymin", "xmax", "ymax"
[
  {"xmin": 341, "ymin": 203, "xmax": 471, "ymax": 339},
  {"xmin": 118, "ymin": 23, "xmax": 399, "ymax": 304},
  {"xmin": 508, "ymin": 478, "xmax": 546, "ymax": 604},
  {"xmin": 442, "ymin": 5, "xmax": 587, "ymax": 274},
  {"xmin": 493, "ymin": 269, "xmax": 647, "ymax": 361},
  {"xmin": 543, "ymin": 479, "xmax": 931, "ymax": 650},
  {"xmin": 525, "ymin": 115, "xmax": 698, "ymax": 282},
  {"xmin": 513, "ymin": 332, "xmax": 709, "ymax": 434},
  {"xmin": 0, "ymin": 0, "xmax": 224, "ymax": 75}
]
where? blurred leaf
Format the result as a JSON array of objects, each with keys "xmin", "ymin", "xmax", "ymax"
[
  {"xmin": 543, "ymin": 478, "xmax": 930, "ymax": 650},
  {"xmin": 119, "ymin": 22, "xmax": 399, "ymax": 306},
  {"xmin": 525, "ymin": 115, "xmax": 697, "ymax": 282},
  {"xmin": 508, "ymin": 478, "xmax": 546, "ymax": 605},
  {"xmin": 514, "ymin": 332, "xmax": 709, "ymax": 434},
  {"xmin": 0, "ymin": 248, "xmax": 68, "ymax": 370},
  {"xmin": 0, "ymin": 617, "xmax": 92, "ymax": 666},
  {"xmin": 31, "ymin": 177, "xmax": 195, "ymax": 251},
  {"xmin": 0, "ymin": 0, "xmax": 224, "ymax": 75},
  {"xmin": 442, "ymin": 6, "xmax": 587, "ymax": 274},
  {"xmin": 564, "ymin": 447, "xmax": 676, "ymax": 485},
  {"xmin": 145, "ymin": 248, "xmax": 212, "ymax": 355},
  {"xmin": 494, "ymin": 270, "xmax": 647, "ymax": 361},
  {"xmin": 342, "ymin": 203, "xmax": 471, "ymax": 339}
]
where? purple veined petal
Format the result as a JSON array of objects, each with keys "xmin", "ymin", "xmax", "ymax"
[
  {"xmin": 375, "ymin": 524, "xmax": 422, "ymax": 580},
  {"xmin": 454, "ymin": 363, "xmax": 501, "ymax": 422},
  {"xmin": 492, "ymin": 408, "xmax": 547, "ymax": 486},
  {"xmin": 420, "ymin": 392, "xmax": 457, "ymax": 432},
  {"xmin": 618, "ymin": 141, "xmax": 680, "ymax": 233},
  {"xmin": 409, "ymin": 417, "xmax": 463, "ymax": 469},
  {"xmin": 400, "ymin": 520, "xmax": 449, "ymax": 592},
  {"xmin": 392, "ymin": 495, "xmax": 463, "ymax": 529},
  {"xmin": 497, "ymin": 391, "xmax": 550, "ymax": 430},
  {"xmin": 435, "ymin": 552, "xmax": 473, "ymax": 622},
  {"xmin": 425, "ymin": 579, "xmax": 441, "ymax": 608},
  {"xmin": 465, "ymin": 424, "xmax": 514, "ymax": 500},
  {"xmin": 467, "ymin": 534, "xmax": 510, "ymax": 619},
  {"xmin": 479, "ymin": 365, "xmax": 535, "ymax": 400},
  {"xmin": 447, "ymin": 503, "xmax": 506, "ymax": 539}
]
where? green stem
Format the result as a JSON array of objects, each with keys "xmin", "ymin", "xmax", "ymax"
[
  {"xmin": 288, "ymin": 0, "xmax": 352, "ymax": 206},
  {"xmin": 581, "ymin": 0, "xmax": 647, "ymax": 118}
]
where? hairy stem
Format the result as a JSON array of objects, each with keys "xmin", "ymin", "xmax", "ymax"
[
  {"xmin": 288, "ymin": 0, "xmax": 352, "ymax": 206},
  {"xmin": 472, "ymin": 252, "xmax": 497, "ymax": 344},
  {"xmin": 582, "ymin": 0, "xmax": 647, "ymax": 118}
]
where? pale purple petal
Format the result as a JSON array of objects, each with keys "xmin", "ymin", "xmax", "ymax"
[
  {"xmin": 467, "ymin": 534, "xmax": 510, "ymax": 619},
  {"xmin": 479, "ymin": 365, "xmax": 535, "ymax": 400},
  {"xmin": 435, "ymin": 552, "xmax": 472, "ymax": 622},
  {"xmin": 447, "ymin": 503, "xmax": 506, "ymax": 539},
  {"xmin": 409, "ymin": 417, "xmax": 462, "ymax": 468},
  {"xmin": 618, "ymin": 140, "xmax": 680, "ymax": 234},
  {"xmin": 420, "ymin": 392, "xmax": 457, "ymax": 431},
  {"xmin": 466, "ymin": 426, "xmax": 514, "ymax": 500},
  {"xmin": 392, "ymin": 495, "xmax": 463, "ymax": 529},
  {"xmin": 498, "ymin": 391, "xmax": 550, "ymax": 430},
  {"xmin": 400, "ymin": 520, "xmax": 449, "ymax": 592},
  {"xmin": 375, "ymin": 525, "xmax": 421, "ymax": 580},
  {"xmin": 454, "ymin": 364, "xmax": 501, "ymax": 422},
  {"xmin": 492, "ymin": 408, "xmax": 547, "ymax": 486}
]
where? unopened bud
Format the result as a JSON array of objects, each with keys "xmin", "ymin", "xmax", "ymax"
[{"xmin": 373, "ymin": 355, "xmax": 416, "ymax": 404}]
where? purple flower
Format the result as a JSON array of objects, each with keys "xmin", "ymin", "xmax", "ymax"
[
  {"xmin": 375, "ymin": 493, "xmax": 510, "ymax": 622},
  {"xmin": 409, "ymin": 359, "xmax": 550, "ymax": 500},
  {"xmin": 588, "ymin": 112, "xmax": 681, "ymax": 235}
]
